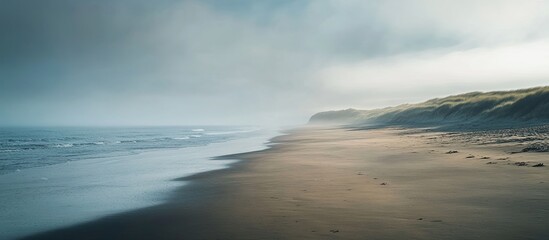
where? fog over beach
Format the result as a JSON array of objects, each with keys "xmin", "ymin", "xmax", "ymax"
[
  {"xmin": 2, "ymin": 0, "xmax": 549, "ymax": 126},
  {"xmin": 1, "ymin": 1, "xmax": 549, "ymax": 240}
]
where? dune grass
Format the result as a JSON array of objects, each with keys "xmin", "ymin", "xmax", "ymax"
[{"xmin": 310, "ymin": 86, "xmax": 549, "ymax": 126}]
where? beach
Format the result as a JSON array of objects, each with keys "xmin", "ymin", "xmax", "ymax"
[
  {"xmin": 23, "ymin": 126, "xmax": 549, "ymax": 240},
  {"xmin": 4, "ymin": 1, "xmax": 549, "ymax": 239}
]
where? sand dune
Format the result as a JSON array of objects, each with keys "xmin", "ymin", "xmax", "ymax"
[{"xmin": 310, "ymin": 86, "xmax": 549, "ymax": 126}]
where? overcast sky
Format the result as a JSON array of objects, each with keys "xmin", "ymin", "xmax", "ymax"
[{"xmin": 1, "ymin": 0, "xmax": 549, "ymax": 126}]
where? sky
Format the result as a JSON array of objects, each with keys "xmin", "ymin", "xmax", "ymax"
[{"xmin": 1, "ymin": 0, "xmax": 549, "ymax": 126}]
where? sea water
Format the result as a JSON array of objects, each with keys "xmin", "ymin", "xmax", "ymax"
[
  {"xmin": 0, "ymin": 126, "xmax": 265, "ymax": 175},
  {"xmin": 0, "ymin": 126, "xmax": 276, "ymax": 239}
]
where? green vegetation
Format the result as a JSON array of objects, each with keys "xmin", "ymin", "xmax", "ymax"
[{"xmin": 310, "ymin": 86, "xmax": 549, "ymax": 125}]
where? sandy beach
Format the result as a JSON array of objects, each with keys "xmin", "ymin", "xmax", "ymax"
[
  {"xmin": 4, "ymin": 1, "xmax": 549, "ymax": 239},
  {"xmin": 23, "ymin": 126, "xmax": 549, "ymax": 240}
]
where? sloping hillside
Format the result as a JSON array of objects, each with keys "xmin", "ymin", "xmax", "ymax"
[{"xmin": 310, "ymin": 86, "xmax": 549, "ymax": 126}]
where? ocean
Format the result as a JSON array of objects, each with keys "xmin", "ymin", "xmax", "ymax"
[
  {"xmin": 0, "ymin": 126, "xmax": 264, "ymax": 175},
  {"xmin": 0, "ymin": 126, "xmax": 276, "ymax": 239}
]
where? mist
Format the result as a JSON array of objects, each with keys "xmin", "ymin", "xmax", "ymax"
[{"xmin": 1, "ymin": 0, "xmax": 549, "ymax": 126}]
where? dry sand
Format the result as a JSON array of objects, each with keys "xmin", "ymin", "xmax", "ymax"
[{"xmin": 23, "ymin": 127, "xmax": 549, "ymax": 240}]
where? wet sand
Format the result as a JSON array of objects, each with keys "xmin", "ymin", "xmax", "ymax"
[{"xmin": 22, "ymin": 127, "xmax": 549, "ymax": 240}]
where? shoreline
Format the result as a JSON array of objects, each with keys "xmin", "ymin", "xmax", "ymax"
[
  {"xmin": 21, "ymin": 126, "xmax": 549, "ymax": 240},
  {"xmin": 1, "ymin": 129, "xmax": 277, "ymax": 240}
]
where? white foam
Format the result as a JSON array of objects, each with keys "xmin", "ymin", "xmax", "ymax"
[
  {"xmin": 53, "ymin": 144, "xmax": 74, "ymax": 148},
  {"xmin": 191, "ymin": 128, "xmax": 205, "ymax": 132},
  {"xmin": 172, "ymin": 137, "xmax": 190, "ymax": 140},
  {"xmin": 0, "ymin": 149, "xmax": 21, "ymax": 153}
]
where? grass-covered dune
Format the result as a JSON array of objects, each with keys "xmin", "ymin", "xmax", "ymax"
[{"xmin": 310, "ymin": 86, "xmax": 549, "ymax": 126}]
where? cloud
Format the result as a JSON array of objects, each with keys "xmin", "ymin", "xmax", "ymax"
[
  {"xmin": 318, "ymin": 40, "xmax": 549, "ymax": 95},
  {"xmin": 1, "ymin": 0, "xmax": 548, "ymax": 125}
]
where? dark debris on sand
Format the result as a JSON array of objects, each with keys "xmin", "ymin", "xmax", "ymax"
[
  {"xmin": 427, "ymin": 125, "xmax": 549, "ymax": 157},
  {"xmin": 532, "ymin": 163, "xmax": 545, "ymax": 167},
  {"xmin": 432, "ymin": 125, "xmax": 549, "ymax": 146},
  {"xmin": 520, "ymin": 143, "xmax": 549, "ymax": 153}
]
